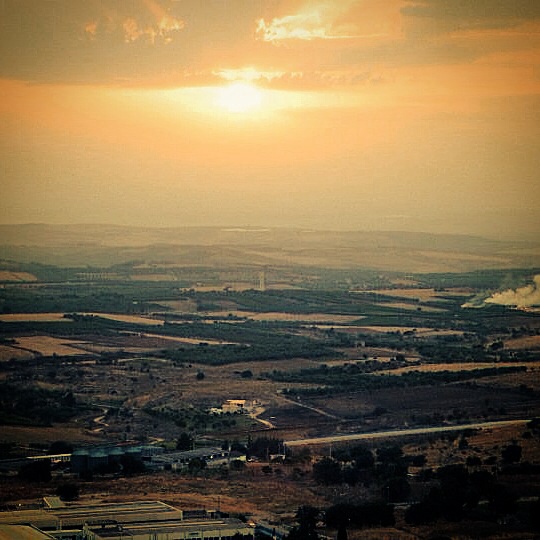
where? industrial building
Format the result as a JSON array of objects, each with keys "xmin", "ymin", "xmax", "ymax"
[
  {"xmin": 84, "ymin": 516, "xmax": 253, "ymax": 540},
  {"xmin": 71, "ymin": 446, "xmax": 164, "ymax": 475},
  {"xmin": 0, "ymin": 524, "xmax": 55, "ymax": 540},
  {"xmin": 0, "ymin": 500, "xmax": 253, "ymax": 540},
  {"xmin": 152, "ymin": 447, "xmax": 232, "ymax": 471}
]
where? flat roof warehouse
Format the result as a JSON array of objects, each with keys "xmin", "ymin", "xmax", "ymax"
[{"xmin": 0, "ymin": 500, "xmax": 254, "ymax": 540}]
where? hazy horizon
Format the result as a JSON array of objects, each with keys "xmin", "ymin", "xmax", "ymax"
[
  {"xmin": 1, "ymin": 1, "xmax": 539, "ymax": 241},
  {"xmin": 0, "ymin": 221, "xmax": 537, "ymax": 243}
]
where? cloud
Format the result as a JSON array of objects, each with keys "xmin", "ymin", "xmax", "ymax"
[
  {"xmin": 212, "ymin": 67, "xmax": 382, "ymax": 91},
  {"xmin": 0, "ymin": 0, "xmax": 539, "ymax": 90},
  {"xmin": 83, "ymin": 0, "xmax": 184, "ymax": 45},
  {"xmin": 0, "ymin": 0, "xmax": 274, "ymax": 85},
  {"xmin": 485, "ymin": 275, "xmax": 540, "ymax": 308},
  {"xmin": 0, "ymin": 0, "xmax": 190, "ymax": 84},
  {"xmin": 255, "ymin": 1, "xmax": 390, "ymax": 44},
  {"xmin": 254, "ymin": 0, "xmax": 534, "ymax": 73},
  {"xmin": 256, "ymin": 12, "xmax": 345, "ymax": 42},
  {"xmin": 402, "ymin": 0, "xmax": 540, "ymax": 30},
  {"xmin": 214, "ymin": 68, "xmax": 285, "ymax": 83}
]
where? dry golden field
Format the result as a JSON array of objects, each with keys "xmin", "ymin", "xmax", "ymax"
[
  {"xmin": 504, "ymin": 335, "xmax": 540, "ymax": 350},
  {"xmin": 0, "ymin": 344, "xmax": 33, "ymax": 361},
  {"xmin": 0, "ymin": 271, "xmax": 37, "ymax": 281},
  {"xmin": 13, "ymin": 336, "xmax": 89, "ymax": 356},
  {"xmin": 363, "ymin": 288, "xmax": 472, "ymax": 302},
  {"xmin": 130, "ymin": 273, "xmax": 178, "ymax": 281},
  {"xmin": 374, "ymin": 361, "xmax": 540, "ymax": 376},
  {"xmin": 207, "ymin": 311, "xmax": 362, "ymax": 323},
  {"xmin": 381, "ymin": 302, "xmax": 446, "ymax": 313},
  {"xmin": 357, "ymin": 326, "xmax": 463, "ymax": 336},
  {"xmin": 84, "ymin": 313, "xmax": 165, "ymax": 325},
  {"xmin": 0, "ymin": 313, "xmax": 70, "ymax": 322},
  {"xmin": 153, "ymin": 299, "xmax": 198, "ymax": 311}
]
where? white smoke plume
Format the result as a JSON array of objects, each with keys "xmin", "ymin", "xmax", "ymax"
[{"xmin": 485, "ymin": 274, "xmax": 540, "ymax": 308}]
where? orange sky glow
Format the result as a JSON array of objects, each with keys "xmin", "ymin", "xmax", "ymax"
[{"xmin": 1, "ymin": 0, "xmax": 539, "ymax": 239}]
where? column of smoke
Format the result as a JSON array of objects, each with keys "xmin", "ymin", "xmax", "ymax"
[
  {"xmin": 486, "ymin": 274, "xmax": 540, "ymax": 308},
  {"xmin": 463, "ymin": 274, "xmax": 540, "ymax": 309}
]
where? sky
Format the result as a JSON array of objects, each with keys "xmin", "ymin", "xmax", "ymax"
[{"xmin": 1, "ymin": 0, "xmax": 539, "ymax": 239}]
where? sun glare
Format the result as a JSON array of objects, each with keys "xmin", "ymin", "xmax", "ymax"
[{"xmin": 216, "ymin": 82, "xmax": 263, "ymax": 113}]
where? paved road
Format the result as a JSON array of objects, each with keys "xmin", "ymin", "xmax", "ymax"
[{"xmin": 284, "ymin": 419, "xmax": 530, "ymax": 447}]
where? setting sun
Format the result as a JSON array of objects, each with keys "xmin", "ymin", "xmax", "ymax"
[{"xmin": 216, "ymin": 82, "xmax": 263, "ymax": 113}]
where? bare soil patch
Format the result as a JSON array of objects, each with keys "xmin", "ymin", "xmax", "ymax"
[{"xmin": 0, "ymin": 424, "xmax": 104, "ymax": 446}]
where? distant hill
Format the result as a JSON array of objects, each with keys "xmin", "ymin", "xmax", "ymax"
[{"xmin": 0, "ymin": 224, "xmax": 539, "ymax": 273}]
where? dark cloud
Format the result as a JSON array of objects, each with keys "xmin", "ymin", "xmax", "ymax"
[
  {"xmin": 0, "ymin": 0, "xmax": 271, "ymax": 85},
  {"xmin": 402, "ymin": 0, "xmax": 540, "ymax": 28}
]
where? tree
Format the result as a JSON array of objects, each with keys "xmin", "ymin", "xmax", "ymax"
[
  {"xmin": 49, "ymin": 441, "xmax": 73, "ymax": 455},
  {"xmin": 18, "ymin": 459, "xmax": 51, "ymax": 482},
  {"xmin": 528, "ymin": 497, "xmax": 540, "ymax": 532},
  {"xmin": 466, "ymin": 456, "xmax": 482, "ymax": 468},
  {"xmin": 61, "ymin": 391, "xmax": 76, "ymax": 407},
  {"xmin": 325, "ymin": 504, "xmax": 354, "ymax": 529},
  {"xmin": 326, "ymin": 502, "xmax": 394, "ymax": 529},
  {"xmin": 188, "ymin": 457, "xmax": 207, "ymax": 473},
  {"xmin": 342, "ymin": 465, "xmax": 360, "ymax": 486},
  {"xmin": 120, "ymin": 455, "xmax": 146, "ymax": 475},
  {"xmin": 196, "ymin": 371, "xmax": 205, "ymax": 380},
  {"xmin": 436, "ymin": 465, "xmax": 470, "ymax": 521},
  {"xmin": 287, "ymin": 506, "xmax": 319, "ymax": 540},
  {"xmin": 56, "ymin": 483, "xmax": 79, "ymax": 501},
  {"xmin": 229, "ymin": 459, "xmax": 245, "ymax": 471},
  {"xmin": 313, "ymin": 457, "xmax": 342, "ymax": 485},
  {"xmin": 488, "ymin": 484, "xmax": 517, "ymax": 517},
  {"xmin": 356, "ymin": 502, "xmax": 395, "ymax": 528},
  {"xmin": 377, "ymin": 445, "xmax": 403, "ymax": 464},
  {"xmin": 501, "ymin": 443, "xmax": 522, "ymax": 465},
  {"xmin": 176, "ymin": 432, "xmax": 193, "ymax": 451},
  {"xmin": 405, "ymin": 500, "xmax": 440, "ymax": 525},
  {"xmin": 248, "ymin": 437, "xmax": 283, "ymax": 460},
  {"xmin": 410, "ymin": 454, "xmax": 427, "ymax": 467},
  {"xmin": 469, "ymin": 470, "xmax": 495, "ymax": 497},
  {"xmin": 349, "ymin": 444, "xmax": 374, "ymax": 469},
  {"xmin": 376, "ymin": 445, "xmax": 407, "ymax": 479},
  {"xmin": 386, "ymin": 476, "xmax": 411, "ymax": 503},
  {"xmin": 337, "ymin": 522, "xmax": 347, "ymax": 540}
]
